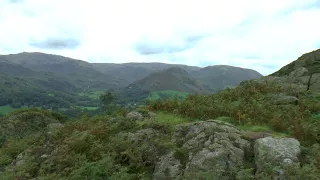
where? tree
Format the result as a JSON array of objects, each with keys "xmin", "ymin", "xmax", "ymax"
[
  {"xmin": 99, "ymin": 92, "xmax": 117, "ymax": 114},
  {"xmin": 307, "ymin": 73, "xmax": 320, "ymax": 91}
]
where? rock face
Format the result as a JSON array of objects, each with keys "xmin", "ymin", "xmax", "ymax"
[
  {"xmin": 254, "ymin": 137, "xmax": 301, "ymax": 174},
  {"xmin": 153, "ymin": 120, "xmax": 251, "ymax": 180}
]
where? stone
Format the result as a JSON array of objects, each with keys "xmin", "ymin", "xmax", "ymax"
[
  {"xmin": 126, "ymin": 111, "xmax": 144, "ymax": 121},
  {"xmin": 153, "ymin": 152, "xmax": 182, "ymax": 180},
  {"xmin": 254, "ymin": 137, "xmax": 301, "ymax": 174},
  {"xmin": 154, "ymin": 120, "xmax": 250, "ymax": 179},
  {"xmin": 270, "ymin": 94, "xmax": 299, "ymax": 105}
]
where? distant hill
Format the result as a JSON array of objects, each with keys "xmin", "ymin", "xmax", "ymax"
[
  {"xmin": 129, "ymin": 67, "xmax": 206, "ymax": 93},
  {"xmin": 0, "ymin": 52, "xmax": 263, "ymax": 108},
  {"xmin": 190, "ymin": 65, "xmax": 262, "ymax": 91},
  {"xmin": 92, "ymin": 62, "xmax": 200, "ymax": 83},
  {"xmin": 1, "ymin": 52, "xmax": 123, "ymax": 90},
  {"xmin": 116, "ymin": 67, "xmax": 207, "ymax": 104},
  {"xmin": 0, "ymin": 53, "xmax": 121, "ymax": 109},
  {"xmin": 270, "ymin": 48, "xmax": 320, "ymax": 91}
]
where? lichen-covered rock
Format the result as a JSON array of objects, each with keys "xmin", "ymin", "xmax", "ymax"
[
  {"xmin": 288, "ymin": 67, "xmax": 309, "ymax": 79},
  {"xmin": 254, "ymin": 137, "xmax": 301, "ymax": 174},
  {"xmin": 128, "ymin": 128, "xmax": 158, "ymax": 142},
  {"xmin": 126, "ymin": 111, "xmax": 144, "ymax": 121},
  {"xmin": 153, "ymin": 152, "xmax": 182, "ymax": 180},
  {"xmin": 270, "ymin": 94, "xmax": 299, "ymax": 105},
  {"xmin": 154, "ymin": 120, "xmax": 250, "ymax": 180}
]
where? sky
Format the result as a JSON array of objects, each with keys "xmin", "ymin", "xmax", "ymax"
[{"xmin": 1, "ymin": 0, "xmax": 320, "ymax": 75}]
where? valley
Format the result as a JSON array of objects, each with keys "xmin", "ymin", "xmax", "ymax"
[{"xmin": 0, "ymin": 52, "xmax": 262, "ymax": 116}]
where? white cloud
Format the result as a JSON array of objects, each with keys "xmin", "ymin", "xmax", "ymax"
[{"xmin": 0, "ymin": 0, "xmax": 320, "ymax": 75}]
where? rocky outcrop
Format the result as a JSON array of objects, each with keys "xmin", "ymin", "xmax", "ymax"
[
  {"xmin": 126, "ymin": 111, "xmax": 157, "ymax": 121},
  {"xmin": 269, "ymin": 94, "xmax": 299, "ymax": 105},
  {"xmin": 254, "ymin": 137, "xmax": 301, "ymax": 175},
  {"xmin": 126, "ymin": 111, "xmax": 144, "ymax": 121},
  {"xmin": 270, "ymin": 48, "xmax": 320, "ymax": 92},
  {"xmin": 152, "ymin": 120, "xmax": 303, "ymax": 180},
  {"xmin": 153, "ymin": 120, "xmax": 251, "ymax": 180}
]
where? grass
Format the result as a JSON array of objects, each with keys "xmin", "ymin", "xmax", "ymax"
[
  {"xmin": 239, "ymin": 124, "xmax": 290, "ymax": 138},
  {"xmin": 239, "ymin": 124, "xmax": 273, "ymax": 132},
  {"xmin": 147, "ymin": 90, "xmax": 189, "ymax": 101},
  {"xmin": 0, "ymin": 105, "xmax": 28, "ymax": 116},
  {"xmin": 137, "ymin": 112, "xmax": 192, "ymax": 128},
  {"xmin": 154, "ymin": 112, "xmax": 192, "ymax": 126},
  {"xmin": 75, "ymin": 106, "xmax": 99, "ymax": 110},
  {"xmin": 78, "ymin": 91, "xmax": 104, "ymax": 100}
]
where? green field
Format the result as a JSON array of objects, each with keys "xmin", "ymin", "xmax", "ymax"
[
  {"xmin": 0, "ymin": 105, "xmax": 28, "ymax": 116},
  {"xmin": 78, "ymin": 91, "xmax": 105, "ymax": 100},
  {"xmin": 147, "ymin": 90, "xmax": 189, "ymax": 101}
]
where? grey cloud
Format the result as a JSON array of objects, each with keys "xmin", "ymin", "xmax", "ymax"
[
  {"xmin": 185, "ymin": 34, "xmax": 206, "ymax": 43},
  {"xmin": 29, "ymin": 38, "xmax": 80, "ymax": 49},
  {"xmin": 7, "ymin": 0, "xmax": 24, "ymax": 3},
  {"xmin": 135, "ymin": 34, "xmax": 207, "ymax": 55}
]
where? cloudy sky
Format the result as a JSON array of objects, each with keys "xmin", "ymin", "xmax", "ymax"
[{"xmin": 1, "ymin": 0, "xmax": 320, "ymax": 75}]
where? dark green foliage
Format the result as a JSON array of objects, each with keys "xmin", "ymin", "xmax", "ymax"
[
  {"xmin": 99, "ymin": 91, "xmax": 118, "ymax": 114},
  {"xmin": 0, "ymin": 109, "xmax": 67, "ymax": 138},
  {"xmin": 0, "ymin": 104, "xmax": 319, "ymax": 179},
  {"xmin": 99, "ymin": 92, "xmax": 116, "ymax": 107}
]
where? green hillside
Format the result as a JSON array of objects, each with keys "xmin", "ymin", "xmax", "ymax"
[
  {"xmin": 131, "ymin": 67, "xmax": 207, "ymax": 93},
  {"xmin": 147, "ymin": 90, "xmax": 189, "ymax": 101}
]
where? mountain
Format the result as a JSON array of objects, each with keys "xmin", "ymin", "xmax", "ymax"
[
  {"xmin": 270, "ymin": 48, "xmax": 320, "ymax": 91},
  {"xmin": 2, "ymin": 52, "xmax": 261, "ymax": 92},
  {"xmin": 190, "ymin": 65, "xmax": 262, "ymax": 91},
  {"xmin": 0, "ymin": 53, "xmax": 119, "ymax": 109},
  {"xmin": 92, "ymin": 62, "xmax": 201, "ymax": 83},
  {"xmin": 116, "ymin": 67, "xmax": 207, "ymax": 104},
  {"xmin": 0, "ymin": 52, "xmax": 263, "ymax": 109},
  {"xmin": 1, "ymin": 52, "xmax": 123, "ymax": 90},
  {"xmin": 130, "ymin": 67, "xmax": 206, "ymax": 93}
]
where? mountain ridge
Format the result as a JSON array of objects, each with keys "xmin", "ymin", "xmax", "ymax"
[{"xmin": 0, "ymin": 52, "xmax": 263, "ymax": 108}]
